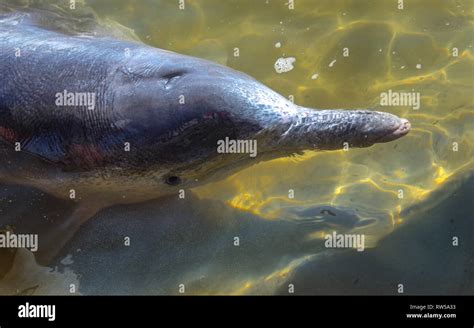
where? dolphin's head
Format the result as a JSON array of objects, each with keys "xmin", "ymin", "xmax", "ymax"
[{"xmin": 109, "ymin": 48, "xmax": 410, "ymax": 190}]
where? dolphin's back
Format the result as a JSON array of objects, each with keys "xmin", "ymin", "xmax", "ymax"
[{"xmin": 0, "ymin": 11, "xmax": 150, "ymax": 168}]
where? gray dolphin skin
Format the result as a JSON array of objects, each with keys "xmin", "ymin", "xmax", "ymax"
[{"xmin": 0, "ymin": 7, "xmax": 410, "ymax": 262}]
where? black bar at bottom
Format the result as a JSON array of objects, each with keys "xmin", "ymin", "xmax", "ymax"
[{"xmin": 0, "ymin": 295, "xmax": 472, "ymax": 327}]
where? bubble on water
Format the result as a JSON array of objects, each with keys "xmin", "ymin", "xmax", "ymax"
[
  {"xmin": 416, "ymin": 64, "xmax": 422, "ymax": 69},
  {"xmin": 275, "ymin": 42, "xmax": 281, "ymax": 48},
  {"xmin": 328, "ymin": 59, "xmax": 337, "ymax": 67},
  {"xmin": 274, "ymin": 57, "xmax": 296, "ymax": 74}
]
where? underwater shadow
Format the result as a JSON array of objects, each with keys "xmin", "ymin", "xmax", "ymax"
[{"xmin": 276, "ymin": 174, "xmax": 474, "ymax": 295}]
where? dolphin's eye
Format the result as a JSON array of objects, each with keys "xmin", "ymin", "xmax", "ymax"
[{"xmin": 165, "ymin": 176, "xmax": 181, "ymax": 185}]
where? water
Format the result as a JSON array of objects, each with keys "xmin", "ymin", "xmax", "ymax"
[{"xmin": 0, "ymin": 0, "xmax": 473, "ymax": 295}]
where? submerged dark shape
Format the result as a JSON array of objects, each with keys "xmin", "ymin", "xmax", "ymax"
[{"xmin": 0, "ymin": 6, "xmax": 410, "ymax": 263}]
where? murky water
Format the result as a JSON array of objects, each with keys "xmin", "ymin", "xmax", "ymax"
[{"xmin": 0, "ymin": 0, "xmax": 473, "ymax": 295}]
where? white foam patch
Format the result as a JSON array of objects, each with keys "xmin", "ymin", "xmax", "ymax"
[{"xmin": 274, "ymin": 57, "xmax": 296, "ymax": 74}]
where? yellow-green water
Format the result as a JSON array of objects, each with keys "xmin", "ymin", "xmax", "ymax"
[{"xmin": 1, "ymin": 0, "xmax": 473, "ymax": 295}]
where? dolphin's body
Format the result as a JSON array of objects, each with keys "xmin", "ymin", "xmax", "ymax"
[{"xmin": 0, "ymin": 6, "xmax": 410, "ymax": 262}]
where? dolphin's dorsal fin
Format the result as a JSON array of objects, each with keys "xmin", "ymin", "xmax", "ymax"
[{"xmin": 0, "ymin": 0, "xmax": 141, "ymax": 42}]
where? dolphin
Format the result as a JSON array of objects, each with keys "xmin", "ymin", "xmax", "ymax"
[{"xmin": 0, "ymin": 6, "xmax": 410, "ymax": 263}]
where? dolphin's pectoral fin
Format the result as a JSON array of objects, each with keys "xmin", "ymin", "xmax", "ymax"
[
  {"xmin": 35, "ymin": 202, "xmax": 104, "ymax": 265},
  {"xmin": 0, "ymin": 183, "xmax": 106, "ymax": 268}
]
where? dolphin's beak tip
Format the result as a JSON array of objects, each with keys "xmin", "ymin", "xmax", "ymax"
[{"xmin": 393, "ymin": 118, "xmax": 411, "ymax": 137}]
